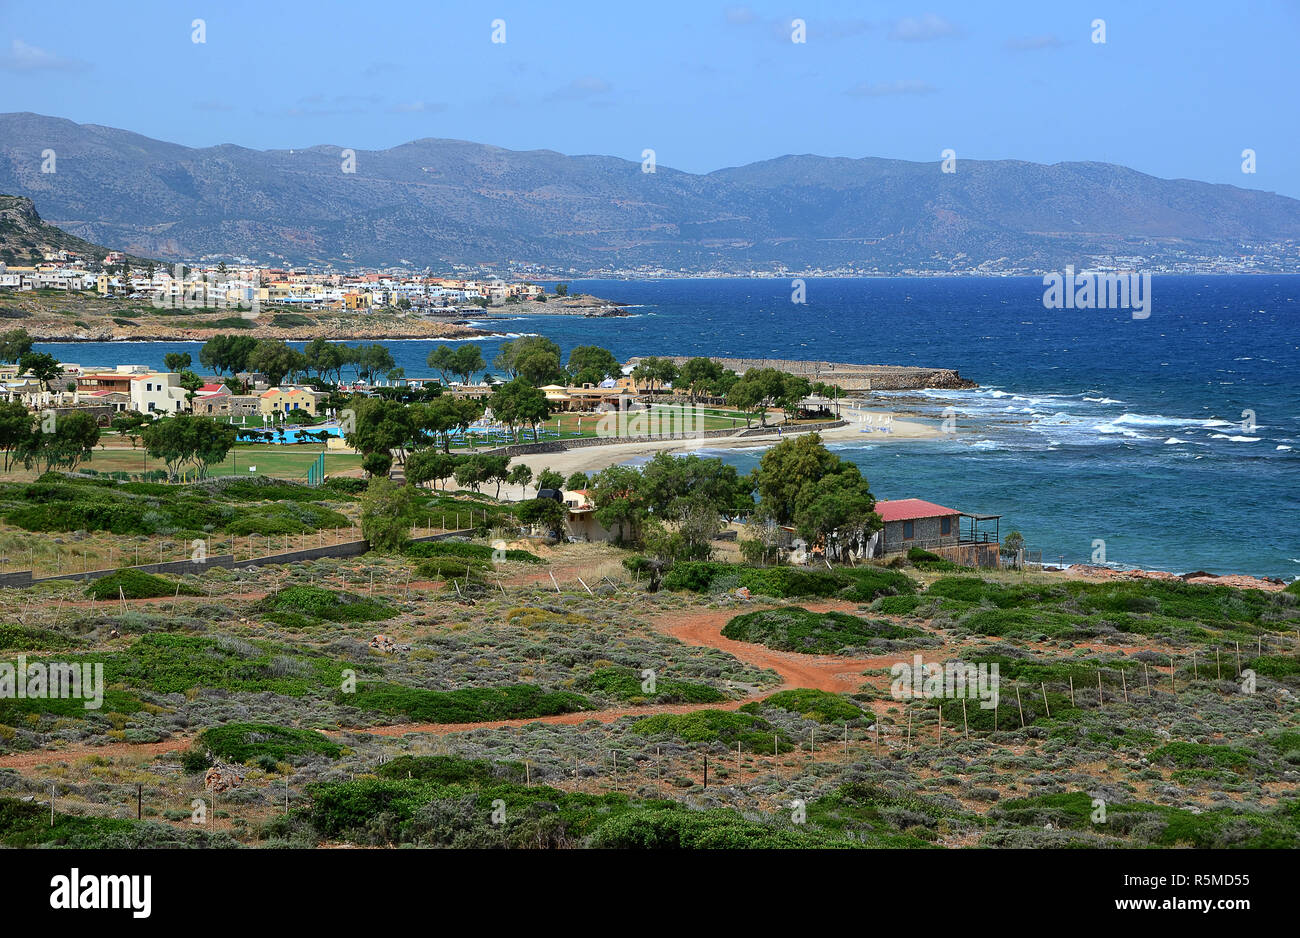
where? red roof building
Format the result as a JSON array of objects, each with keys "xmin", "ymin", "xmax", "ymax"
[
  {"xmin": 873, "ymin": 499, "xmax": 960, "ymax": 523},
  {"xmin": 870, "ymin": 499, "xmax": 1000, "ymax": 559}
]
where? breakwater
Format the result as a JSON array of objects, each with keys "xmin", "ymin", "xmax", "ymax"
[{"xmin": 629, "ymin": 356, "xmax": 977, "ymax": 391}]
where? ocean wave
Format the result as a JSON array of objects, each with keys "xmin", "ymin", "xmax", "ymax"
[
  {"xmin": 1164, "ymin": 437, "xmax": 1189, "ymax": 444},
  {"xmin": 1209, "ymin": 434, "xmax": 1261, "ymax": 442}
]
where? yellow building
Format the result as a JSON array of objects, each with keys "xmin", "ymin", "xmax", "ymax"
[{"xmin": 258, "ymin": 386, "xmax": 324, "ymax": 418}]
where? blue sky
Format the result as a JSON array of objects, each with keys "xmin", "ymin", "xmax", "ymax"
[{"xmin": 1, "ymin": 0, "xmax": 1296, "ymax": 196}]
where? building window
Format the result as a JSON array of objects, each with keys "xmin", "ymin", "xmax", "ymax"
[
  {"xmin": 903, "ymin": 521, "xmax": 914, "ymax": 539},
  {"xmin": 941, "ymin": 517, "xmax": 952, "ymax": 536}
]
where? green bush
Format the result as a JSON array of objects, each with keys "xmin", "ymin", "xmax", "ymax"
[
  {"xmin": 722, "ymin": 607, "xmax": 922, "ymax": 654},
  {"xmin": 741, "ymin": 688, "xmax": 863, "ymax": 724},
  {"xmin": 1148, "ymin": 742, "xmax": 1251, "ymax": 771},
  {"xmin": 662, "ymin": 561, "xmax": 914, "ymax": 602},
  {"xmin": 90, "ymin": 633, "xmax": 354, "ymax": 697},
  {"xmin": 196, "ymin": 722, "xmax": 342, "ymax": 764},
  {"xmin": 224, "ymin": 501, "xmax": 348, "ymax": 536},
  {"xmin": 376, "ymin": 755, "xmax": 525, "ymax": 784},
  {"xmin": 298, "ymin": 768, "xmax": 854, "ymax": 848},
  {"xmin": 874, "ymin": 595, "xmax": 925, "ymax": 616},
  {"xmin": 181, "ymin": 748, "xmax": 212, "ymax": 772},
  {"xmin": 85, "ymin": 569, "xmax": 202, "ymax": 601},
  {"xmin": 404, "ymin": 541, "xmax": 541, "ymax": 564},
  {"xmin": 257, "ymin": 586, "xmax": 397, "ymax": 623},
  {"xmin": 580, "ymin": 667, "xmax": 726, "ymax": 704},
  {"xmin": 1245, "ymin": 655, "xmax": 1300, "ymax": 679},
  {"xmin": 414, "ymin": 558, "xmax": 488, "ymax": 582},
  {"xmin": 587, "ymin": 808, "xmax": 855, "ymax": 849},
  {"xmin": 0, "ymin": 798, "xmax": 232, "ymax": 848},
  {"xmin": 342, "ymin": 682, "xmax": 592, "ymax": 723},
  {"xmin": 631, "ymin": 710, "xmax": 793, "ymax": 753},
  {"xmin": 323, "ymin": 477, "xmax": 369, "ymax": 496},
  {"xmin": 0, "ymin": 476, "xmax": 349, "ymax": 537},
  {"xmin": 990, "ymin": 792, "xmax": 1300, "ymax": 848},
  {"xmin": 0, "ymin": 623, "xmax": 73, "ymax": 651}
]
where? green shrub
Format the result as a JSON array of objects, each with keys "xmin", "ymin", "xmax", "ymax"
[
  {"xmin": 323, "ymin": 477, "xmax": 369, "ymax": 496},
  {"xmin": 0, "ymin": 623, "xmax": 73, "ymax": 651},
  {"xmin": 580, "ymin": 667, "xmax": 726, "ymax": 705},
  {"xmin": 874, "ymin": 595, "xmax": 924, "ymax": 616},
  {"xmin": 342, "ymin": 683, "xmax": 592, "ymax": 723},
  {"xmin": 586, "ymin": 808, "xmax": 855, "ymax": 849},
  {"xmin": 85, "ymin": 569, "xmax": 202, "ymax": 601},
  {"xmin": 270, "ymin": 312, "xmax": 313, "ymax": 328},
  {"xmin": 414, "ymin": 558, "xmax": 487, "ymax": 581},
  {"xmin": 722, "ymin": 607, "xmax": 921, "ymax": 654},
  {"xmin": 1245, "ymin": 655, "xmax": 1300, "ymax": 679},
  {"xmin": 741, "ymin": 688, "xmax": 863, "ymax": 724},
  {"xmin": 0, "ymin": 797, "xmax": 232, "ymax": 848},
  {"xmin": 991, "ymin": 792, "xmax": 1300, "ymax": 848},
  {"xmin": 662, "ymin": 561, "xmax": 914, "ymax": 602},
  {"xmin": 224, "ymin": 501, "xmax": 348, "ymax": 536},
  {"xmin": 1148, "ymin": 742, "xmax": 1251, "ymax": 771},
  {"xmin": 257, "ymin": 586, "xmax": 397, "ymax": 623},
  {"xmin": 196, "ymin": 722, "xmax": 342, "ymax": 764},
  {"xmin": 94, "ymin": 633, "xmax": 353, "ymax": 697},
  {"xmin": 404, "ymin": 541, "xmax": 541, "ymax": 564},
  {"xmin": 181, "ymin": 748, "xmax": 213, "ymax": 772},
  {"xmin": 376, "ymin": 755, "xmax": 525, "ymax": 784},
  {"xmin": 631, "ymin": 710, "xmax": 793, "ymax": 753}
]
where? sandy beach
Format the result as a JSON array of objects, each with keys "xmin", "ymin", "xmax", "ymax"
[{"xmin": 507, "ymin": 406, "xmax": 940, "ymax": 478}]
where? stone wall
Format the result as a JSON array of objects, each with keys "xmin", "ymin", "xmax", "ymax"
[{"xmin": 627, "ymin": 356, "xmax": 977, "ymax": 391}]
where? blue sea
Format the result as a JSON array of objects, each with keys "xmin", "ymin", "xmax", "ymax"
[{"xmin": 37, "ymin": 276, "xmax": 1300, "ymax": 579}]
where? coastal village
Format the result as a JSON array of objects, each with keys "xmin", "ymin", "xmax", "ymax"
[{"xmin": 1, "ymin": 249, "xmax": 550, "ymax": 312}]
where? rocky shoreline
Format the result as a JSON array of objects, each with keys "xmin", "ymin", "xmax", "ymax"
[{"xmin": 1067, "ymin": 564, "xmax": 1289, "ymax": 592}]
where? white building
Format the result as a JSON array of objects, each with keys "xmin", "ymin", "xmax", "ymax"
[{"xmin": 129, "ymin": 373, "xmax": 189, "ymax": 414}]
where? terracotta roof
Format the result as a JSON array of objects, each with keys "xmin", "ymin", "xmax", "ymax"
[{"xmin": 874, "ymin": 499, "xmax": 960, "ymax": 522}]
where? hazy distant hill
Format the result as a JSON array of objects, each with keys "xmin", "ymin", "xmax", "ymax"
[
  {"xmin": 1, "ymin": 112, "xmax": 1297, "ymax": 272},
  {"xmin": 0, "ymin": 193, "xmax": 151, "ymax": 267}
]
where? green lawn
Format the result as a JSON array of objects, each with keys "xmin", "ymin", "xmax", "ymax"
[
  {"xmin": 75, "ymin": 445, "xmax": 363, "ymax": 481},
  {"xmin": 515, "ymin": 404, "xmax": 751, "ymax": 444}
]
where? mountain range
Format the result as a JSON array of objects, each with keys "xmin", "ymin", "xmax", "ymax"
[{"xmin": 2, "ymin": 112, "xmax": 1298, "ymax": 273}]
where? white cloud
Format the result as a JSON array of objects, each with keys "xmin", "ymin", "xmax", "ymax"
[
  {"xmin": 545, "ymin": 76, "xmax": 614, "ymax": 102},
  {"xmin": 846, "ymin": 79, "xmax": 938, "ymax": 97},
  {"xmin": 889, "ymin": 14, "xmax": 960, "ymax": 42},
  {"xmin": 724, "ymin": 6, "xmax": 758, "ymax": 26},
  {"xmin": 1004, "ymin": 34, "xmax": 1066, "ymax": 51},
  {"xmin": 0, "ymin": 39, "xmax": 88, "ymax": 72},
  {"xmin": 389, "ymin": 100, "xmax": 447, "ymax": 114}
]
